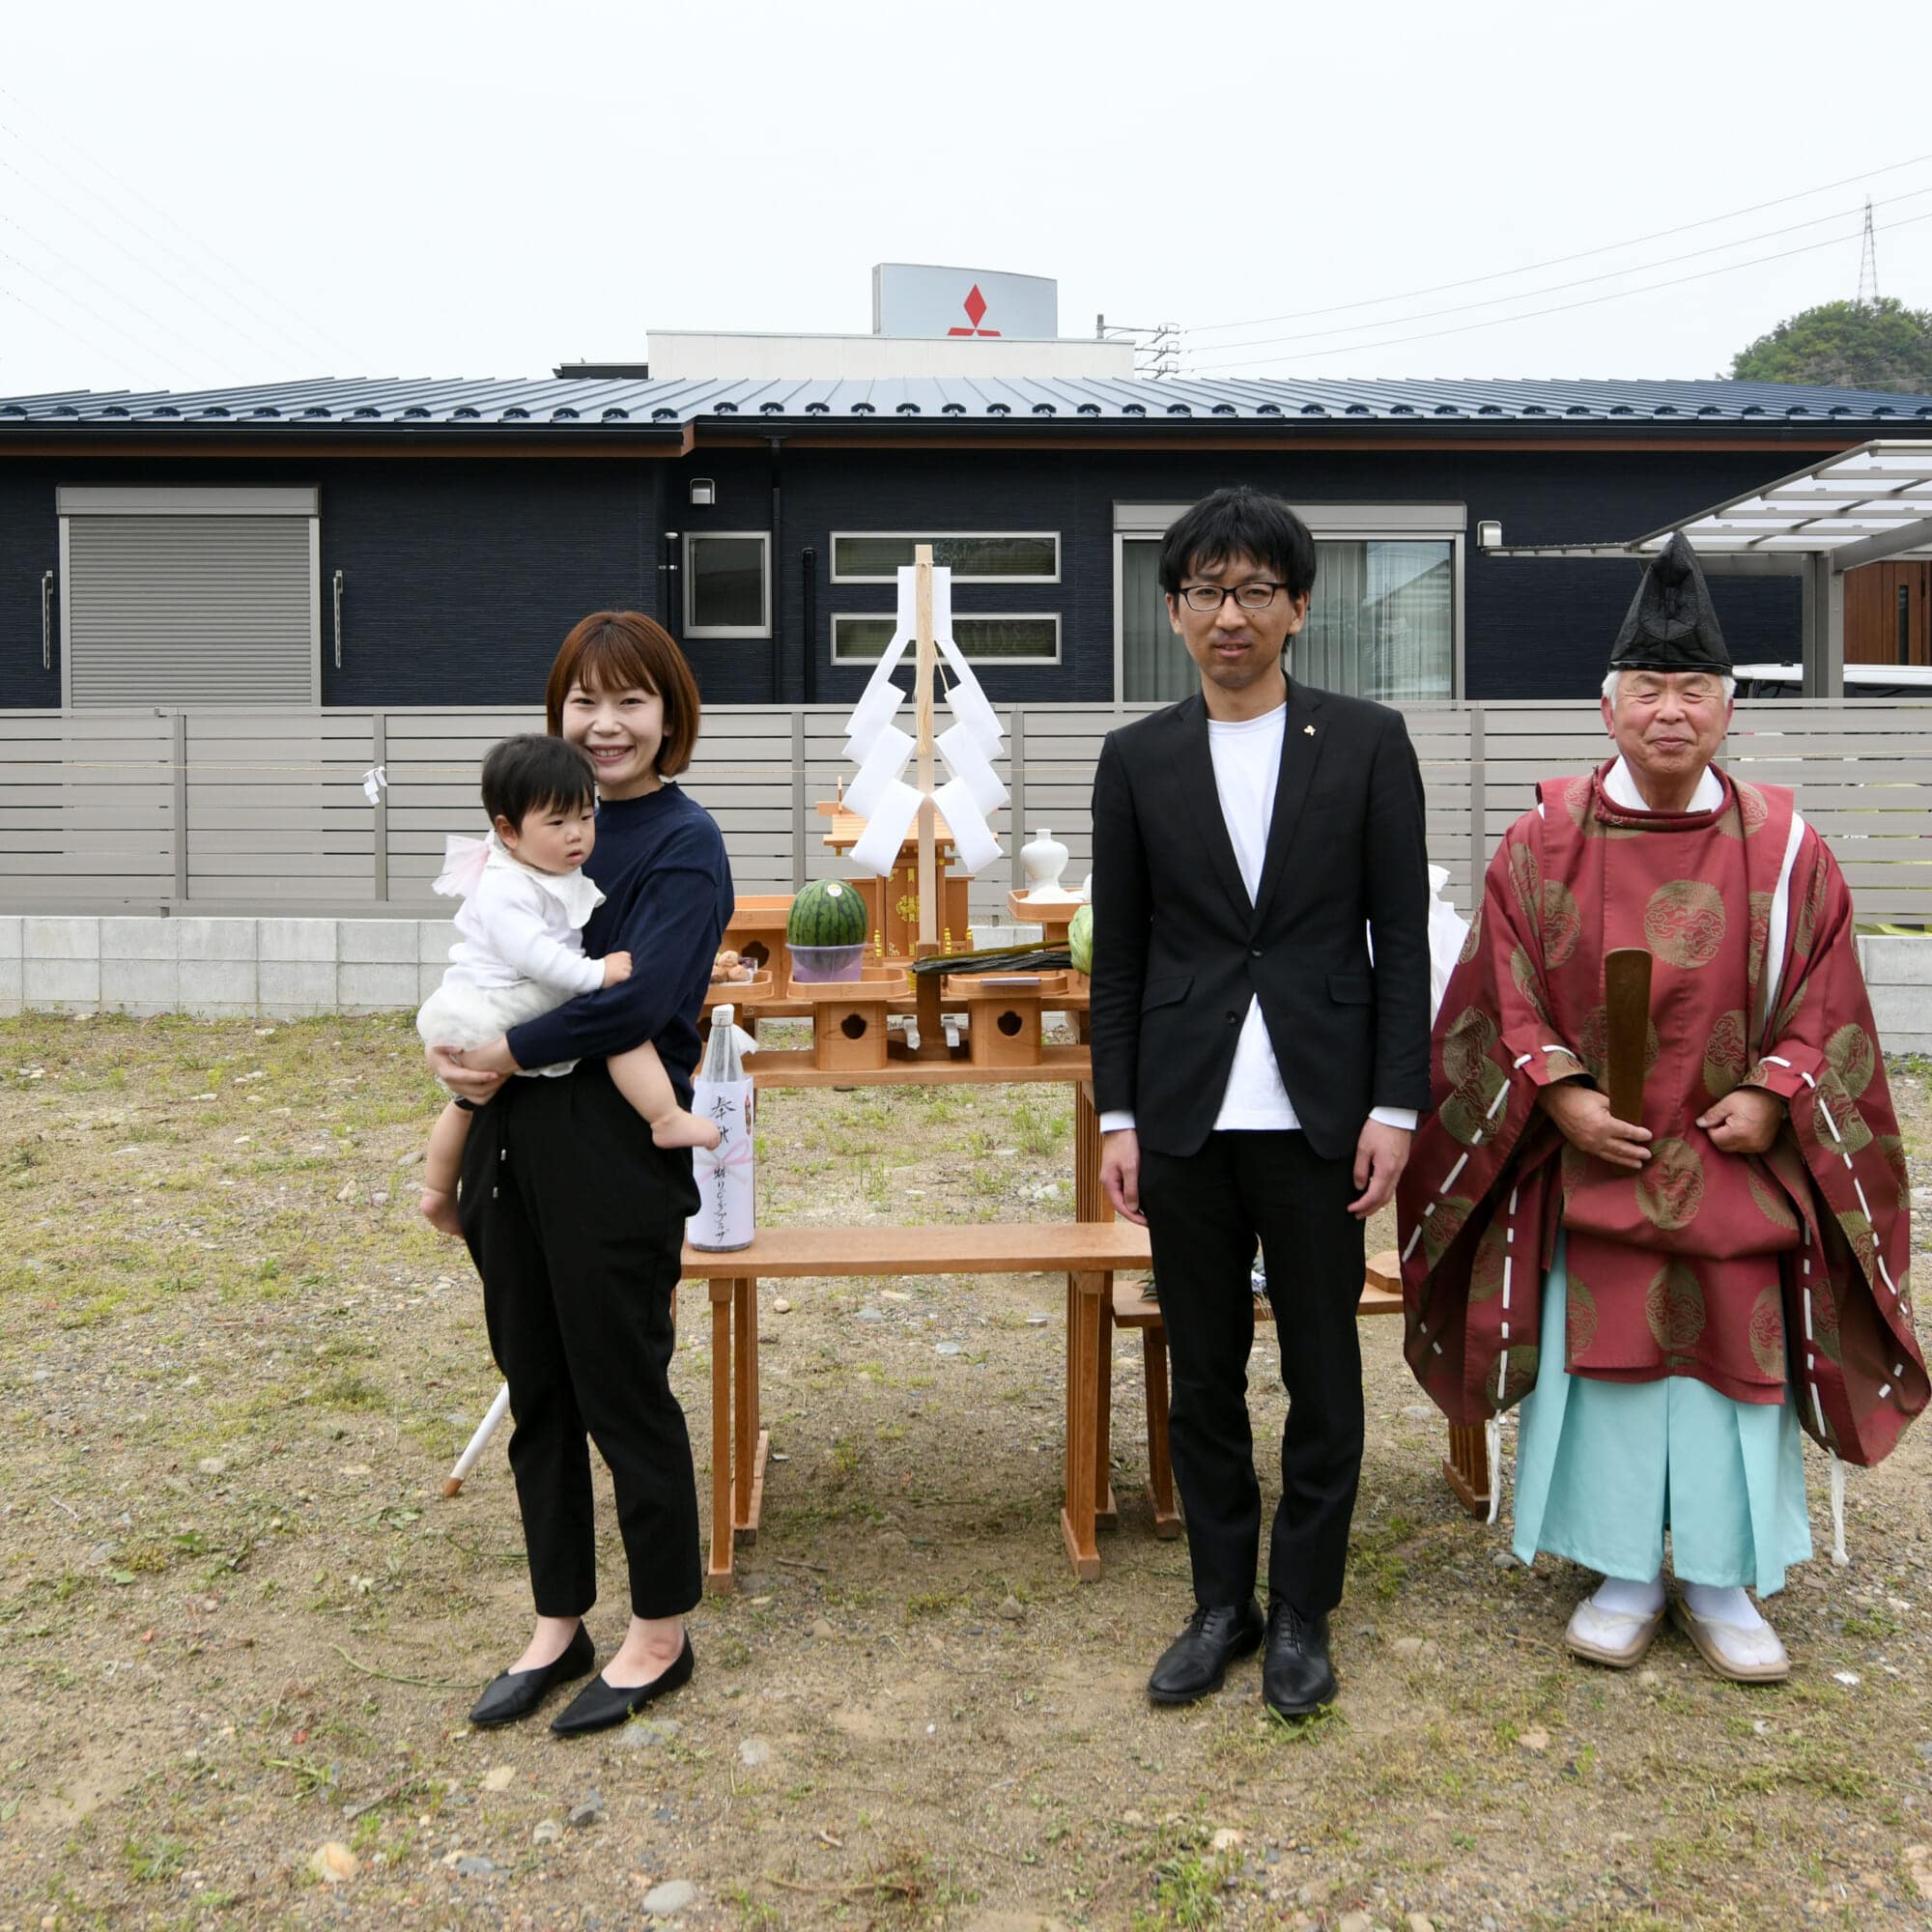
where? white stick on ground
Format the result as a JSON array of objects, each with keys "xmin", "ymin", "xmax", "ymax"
[{"xmin": 443, "ymin": 1381, "xmax": 511, "ymax": 1497}]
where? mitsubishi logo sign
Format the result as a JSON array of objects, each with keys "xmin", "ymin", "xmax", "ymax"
[
  {"xmin": 948, "ymin": 284, "xmax": 1000, "ymax": 338},
  {"xmin": 872, "ymin": 264, "xmax": 1058, "ymax": 341}
]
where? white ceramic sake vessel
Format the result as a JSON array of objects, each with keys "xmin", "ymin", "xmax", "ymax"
[{"xmin": 1020, "ymin": 827, "xmax": 1075, "ymax": 901}]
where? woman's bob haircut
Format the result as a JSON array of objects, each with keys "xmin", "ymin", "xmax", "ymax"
[{"xmin": 544, "ymin": 611, "xmax": 702, "ymax": 779}]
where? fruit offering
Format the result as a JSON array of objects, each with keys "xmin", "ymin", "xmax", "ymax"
[
  {"xmin": 785, "ymin": 878, "xmax": 867, "ymax": 949},
  {"xmin": 1067, "ymin": 903, "xmax": 1094, "ymax": 976}
]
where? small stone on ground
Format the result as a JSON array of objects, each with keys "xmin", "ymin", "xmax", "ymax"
[{"xmin": 309, "ymin": 1841, "xmax": 357, "ymax": 1884}]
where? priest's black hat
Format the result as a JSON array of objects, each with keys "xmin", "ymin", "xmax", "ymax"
[{"xmin": 1607, "ymin": 532, "xmax": 1731, "ymax": 674}]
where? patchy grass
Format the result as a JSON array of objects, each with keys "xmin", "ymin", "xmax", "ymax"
[{"xmin": 3, "ymin": 1010, "xmax": 1932, "ymax": 1928}]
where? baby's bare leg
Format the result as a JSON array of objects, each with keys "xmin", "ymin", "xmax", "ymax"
[
  {"xmin": 610, "ymin": 1041, "xmax": 722, "ymax": 1151},
  {"xmin": 419, "ymin": 1100, "xmax": 470, "ymax": 1236}
]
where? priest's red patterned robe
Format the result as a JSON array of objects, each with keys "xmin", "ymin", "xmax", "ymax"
[{"xmin": 1398, "ymin": 760, "xmax": 1925, "ymax": 1466}]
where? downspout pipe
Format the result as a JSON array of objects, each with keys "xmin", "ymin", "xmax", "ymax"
[
  {"xmin": 801, "ymin": 547, "xmax": 817, "ymax": 704},
  {"xmin": 768, "ymin": 436, "xmax": 785, "ymax": 701}
]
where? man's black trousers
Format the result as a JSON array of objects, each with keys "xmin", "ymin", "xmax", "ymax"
[
  {"xmin": 1139, "ymin": 1130, "xmax": 1365, "ymax": 1616},
  {"xmin": 458, "ymin": 1062, "xmax": 702, "ymax": 1621}
]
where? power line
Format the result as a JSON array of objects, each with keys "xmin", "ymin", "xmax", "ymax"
[
  {"xmin": 1184, "ymin": 207, "xmax": 1932, "ymax": 374},
  {"xmin": 0, "ymin": 277, "xmax": 153, "ymax": 384},
  {"xmin": 1182, "ymin": 150, "xmax": 1932, "ymax": 338},
  {"xmin": 0, "ymin": 209, "xmax": 214, "ymax": 379},
  {"xmin": 1186, "ymin": 186, "xmax": 1932, "ymax": 362},
  {"xmin": 0, "ymin": 84, "xmax": 365, "ymax": 373},
  {"xmin": 0, "ymin": 243, "xmax": 198, "ymax": 381},
  {"xmin": 0, "ymin": 147, "xmax": 310, "ymax": 375}
]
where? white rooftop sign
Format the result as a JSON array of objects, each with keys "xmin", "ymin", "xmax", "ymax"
[{"xmin": 871, "ymin": 264, "xmax": 1057, "ymax": 340}]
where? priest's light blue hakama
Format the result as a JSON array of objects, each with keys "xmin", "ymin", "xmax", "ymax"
[{"xmin": 1512, "ymin": 1237, "xmax": 1811, "ymax": 1596}]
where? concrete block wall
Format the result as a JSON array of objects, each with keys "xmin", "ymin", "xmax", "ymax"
[
  {"xmin": 1860, "ymin": 936, "xmax": 1932, "ymax": 1059},
  {"xmin": 4, "ymin": 918, "xmax": 1932, "ymax": 1052},
  {"xmin": 0, "ymin": 916, "xmax": 458, "ymax": 1020}
]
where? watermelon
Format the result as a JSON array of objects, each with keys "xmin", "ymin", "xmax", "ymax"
[
  {"xmin": 787, "ymin": 878, "xmax": 867, "ymax": 948},
  {"xmin": 1067, "ymin": 903, "xmax": 1094, "ymax": 976}
]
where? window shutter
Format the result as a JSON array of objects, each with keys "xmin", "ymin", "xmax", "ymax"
[{"xmin": 65, "ymin": 513, "xmax": 316, "ymax": 707}]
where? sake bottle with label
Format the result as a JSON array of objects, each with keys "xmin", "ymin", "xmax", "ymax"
[{"xmin": 688, "ymin": 1006, "xmax": 755, "ymax": 1251}]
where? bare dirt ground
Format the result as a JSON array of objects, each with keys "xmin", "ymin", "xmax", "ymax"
[{"xmin": 4, "ymin": 1009, "xmax": 1932, "ymax": 1931}]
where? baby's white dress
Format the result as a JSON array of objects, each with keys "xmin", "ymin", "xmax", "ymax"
[{"xmin": 415, "ymin": 833, "xmax": 605, "ymax": 1078}]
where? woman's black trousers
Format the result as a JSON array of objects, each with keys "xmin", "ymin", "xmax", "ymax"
[{"xmin": 458, "ymin": 1061, "xmax": 702, "ymax": 1619}]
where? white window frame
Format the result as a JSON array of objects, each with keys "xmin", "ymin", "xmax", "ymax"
[
  {"xmin": 831, "ymin": 611, "xmax": 1062, "ymax": 666},
  {"xmin": 1110, "ymin": 502, "xmax": 1466, "ymax": 701},
  {"xmin": 829, "ymin": 530, "xmax": 1061, "ymax": 584},
  {"xmin": 57, "ymin": 484, "xmax": 322, "ymax": 707},
  {"xmin": 683, "ymin": 530, "xmax": 772, "ymax": 639}
]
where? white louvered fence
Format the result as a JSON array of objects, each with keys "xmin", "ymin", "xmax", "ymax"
[{"xmin": 4, "ymin": 700, "xmax": 1932, "ymax": 929}]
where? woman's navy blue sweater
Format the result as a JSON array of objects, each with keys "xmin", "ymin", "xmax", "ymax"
[{"xmin": 506, "ymin": 783, "xmax": 733, "ymax": 1105}]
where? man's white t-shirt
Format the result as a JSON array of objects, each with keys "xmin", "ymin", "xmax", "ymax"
[
  {"xmin": 1206, "ymin": 707, "xmax": 1299, "ymax": 1131},
  {"xmin": 1098, "ymin": 696, "xmax": 1416, "ymax": 1140}
]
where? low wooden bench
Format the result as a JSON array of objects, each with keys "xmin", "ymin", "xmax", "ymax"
[
  {"xmin": 681, "ymin": 1222, "xmax": 1153, "ymax": 1591},
  {"xmin": 1108, "ymin": 1252, "xmax": 1492, "ymax": 1533}
]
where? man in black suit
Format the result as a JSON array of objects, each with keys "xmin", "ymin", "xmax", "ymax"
[{"xmin": 1091, "ymin": 486, "xmax": 1431, "ymax": 1718}]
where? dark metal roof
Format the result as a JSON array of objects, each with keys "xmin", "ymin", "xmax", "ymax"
[{"xmin": 3, "ymin": 373, "xmax": 1930, "ymax": 430}]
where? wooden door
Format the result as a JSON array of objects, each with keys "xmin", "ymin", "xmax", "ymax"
[{"xmin": 1845, "ymin": 559, "xmax": 1932, "ymax": 666}]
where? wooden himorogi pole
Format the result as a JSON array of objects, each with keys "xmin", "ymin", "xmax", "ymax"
[{"xmin": 913, "ymin": 543, "xmax": 938, "ymax": 953}]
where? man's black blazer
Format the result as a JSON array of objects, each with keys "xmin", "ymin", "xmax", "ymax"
[{"xmin": 1089, "ymin": 679, "xmax": 1433, "ymax": 1163}]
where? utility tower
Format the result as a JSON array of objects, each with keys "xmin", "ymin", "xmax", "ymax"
[{"xmin": 1857, "ymin": 196, "xmax": 1881, "ymax": 308}]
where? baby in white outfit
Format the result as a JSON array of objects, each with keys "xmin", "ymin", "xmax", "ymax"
[{"xmin": 415, "ymin": 734, "xmax": 718, "ymax": 1236}]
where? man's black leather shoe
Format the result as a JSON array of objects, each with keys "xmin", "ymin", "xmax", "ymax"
[
  {"xmin": 1263, "ymin": 1600, "xmax": 1337, "ymax": 1718},
  {"xmin": 469, "ymin": 1622, "xmax": 595, "ymax": 1728},
  {"xmin": 552, "ymin": 1634, "xmax": 695, "ymax": 1736},
  {"xmin": 1147, "ymin": 1600, "xmax": 1264, "ymax": 1705}
]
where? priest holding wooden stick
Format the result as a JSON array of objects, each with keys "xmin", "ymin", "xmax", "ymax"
[{"xmin": 1398, "ymin": 534, "xmax": 1926, "ymax": 1681}]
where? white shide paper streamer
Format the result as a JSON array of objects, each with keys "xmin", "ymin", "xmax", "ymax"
[
  {"xmin": 932, "ymin": 777, "xmax": 1000, "ymax": 873},
  {"xmin": 844, "ymin": 724, "xmax": 915, "ymax": 819},
  {"xmin": 849, "ymin": 779, "xmax": 925, "ymax": 875},
  {"xmin": 838, "ymin": 563, "xmax": 1006, "ymax": 878},
  {"xmin": 937, "ymin": 721, "xmax": 1008, "ymax": 816}
]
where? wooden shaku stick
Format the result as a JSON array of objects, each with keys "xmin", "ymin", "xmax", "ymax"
[
  {"xmin": 913, "ymin": 544, "xmax": 937, "ymax": 953},
  {"xmin": 1603, "ymin": 947, "xmax": 1653, "ymax": 1127}
]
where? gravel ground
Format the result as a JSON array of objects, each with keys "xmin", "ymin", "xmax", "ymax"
[{"xmin": 4, "ymin": 1009, "xmax": 1932, "ymax": 1931}]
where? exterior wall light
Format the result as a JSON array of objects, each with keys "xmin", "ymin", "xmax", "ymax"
[{"xmin": 689, "ymin": 478, "xmax": 717, "ymax": 507}]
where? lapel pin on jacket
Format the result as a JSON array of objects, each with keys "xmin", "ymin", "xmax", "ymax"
[{"xmin": 1303, "ymin": 724, "xmax": 1316, "ymax": 736}]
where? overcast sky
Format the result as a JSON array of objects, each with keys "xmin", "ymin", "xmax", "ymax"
[{"xmin": 5, "ymin": 0, "xmax": 1930, "ymax": 398}]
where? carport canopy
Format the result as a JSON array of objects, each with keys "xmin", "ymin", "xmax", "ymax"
[{"xmin": 1480, "ymin": 439, "xmax": 1932, "ymax": 696}]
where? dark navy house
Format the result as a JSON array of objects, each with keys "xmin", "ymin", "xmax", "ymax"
[{"xmin": 5, "ymin": 372, "xmax": 1931, "ymax": 714}]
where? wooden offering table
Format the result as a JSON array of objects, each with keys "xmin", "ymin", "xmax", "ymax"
[
  {"xmin": 682, "ymin": 1213, "xmax": 1151, "ymax": 1593},
  {"xmin": 1007, "ymin": 890, "xmax": 1085, "ymax": 946},
  {"xmin": 682, "ymin": 1035, "xmax": 1492, "ymax": 1591},
  {"xmin": 681, "ymin": 1037, "xmax": 1127, "ymax": 1593}
]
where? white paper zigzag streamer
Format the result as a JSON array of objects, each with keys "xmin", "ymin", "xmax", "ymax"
[{"xmin": 837, "ymin": 564, "xmax": 1005, "ymax": 878}]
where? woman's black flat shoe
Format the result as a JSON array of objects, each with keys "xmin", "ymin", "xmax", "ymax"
[
  {"xmin": 469, "ymin": 1623, "xmax": 595, "ymax": 1728},
  {"xmin": 551, "ymin": 1634, "xmax": 694, "ymax": 1736}
]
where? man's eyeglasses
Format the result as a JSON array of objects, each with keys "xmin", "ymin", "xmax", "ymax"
[{"xmin": 1178, "ymin": 582, "xmax": 1289, "ymax": 612}]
